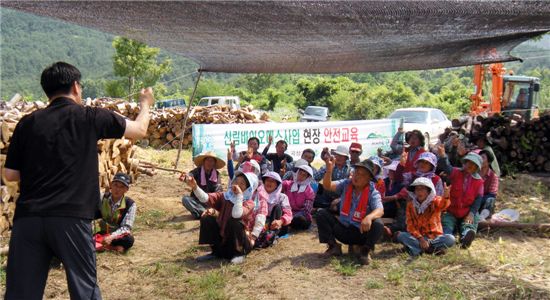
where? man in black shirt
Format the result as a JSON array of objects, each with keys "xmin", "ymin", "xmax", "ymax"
[
  {"xmin": 262, "ymin": 135, "xmax": 293, "ymax": 175},
  {"xmin": 3, "ymin": 62, "xmax": 154, "ymax": 299}
]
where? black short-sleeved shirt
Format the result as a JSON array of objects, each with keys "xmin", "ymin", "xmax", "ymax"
[
  {"xmin": 264, "ymin": 153, "xmax": 293, "ymax": 173},
  {"xmin": 5, "ymin": 97, "xmax": 126, "ymax": 220}
]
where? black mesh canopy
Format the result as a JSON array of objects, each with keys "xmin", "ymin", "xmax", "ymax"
[{"xmin": 2, "ymin": 1, "xmax": 550, "ymax": 73}]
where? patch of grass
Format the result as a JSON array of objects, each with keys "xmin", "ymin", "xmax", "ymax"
[
  {"xmin": 182, "ymin": 245, "xmax": 201, "ymax": 257},
  {"xmin": 385, "ymin": 267, "xmax": 405, "ymax": 285},
  {"xmin": 505, "ymin": 277, "xmax": 550, "ymax": 299},
  {"xmin": 410, "ymin": 281, "xmax": 466, "ymax": 300},
  {"xmin": 365, "ymin": 279, "xmax": 384, "ymax": 290},
  {"xmin": 138, "ymin": 261, "xmax": 187, "ymax": 278},
  {"xmin": 0, "ymin": 265, "xmax": 5, "ymax": 286},
  {"xmin": 135, "ymin": 209, "xmax": 168, "ymax": 229},
  {"xmin": 221, "ymin": 263, "xmax": 243, "ymax": 276},
  {"xmin": 166, "ymin": 221, "xmax": 186, "ymax": 230},
  {"xmin": 188, "ymin": 270, "xmax": 228, "ymax": 300},
  {"xmin": 331, "ymin": 257, "xmax": 360, "ymax": 276}
]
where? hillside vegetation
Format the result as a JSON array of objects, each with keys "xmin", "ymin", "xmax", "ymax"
[{"xmin": 1, "ymin": 8, "xmax": 549, "ymax": 121}]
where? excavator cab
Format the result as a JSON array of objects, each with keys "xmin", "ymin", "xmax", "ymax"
[{"xmin": 501, "ymin": 76, "xmax": 540, "ymax": 119}]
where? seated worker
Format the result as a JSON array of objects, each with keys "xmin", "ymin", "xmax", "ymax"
[
  {"xmin": 282, "ymin": 164, "xmax": 316, "ymax": 233},
  {"xmin": 180, "ymin": 151, "xmax": 225, "ymax": 219},
  {"xmin": 262, "ymin": 135, "xmax": 293, "ymax": 175},
  {"xmin": 254, "ymin": 172, "xmax": 293, "ymax": 248},
  {"xmin": 478, "ymin": 150, "xmax": 499, "ymax": 219},
  {"xmin": 471, "ymin": 134, "xmax": 500, "ymax": 177},
  {"xmin": 381, "ymin": 161, "xmax": 403, "ymax": 218},
  {"xmin": 437, "ymin": 145, "xmax": 484, "ymax": 249},
  {"xmin": 349, "ymin": 143, "xmax": 363, "ymax": 165},
  {"xmin": 233, "ymin": 137, "xmax": 268, "ymax": 175},
  {"xmin": 368, "ymin": 155, "xmax": 386, "ymax": 197},
  {"xmin": 395, "ymin": 152, "xmax": 444, "ymax": 196},
  {"xmin": 227, "ymin": 142, "xmax": 261, "ymax": 180},
  {"xmin": 316, "ymin": 159, "xmax": 384, "ymax": 265},
  {"xmin": 94, "ymin": 173, "xmax": 136, "ymax": 253},
  {"xmin": 396, "ymin": 178, "xmax": 455, "ymax": 257},
  {"xmin": 282, "ymin": 147, "xmax": 317, "ymax": 179},
  {"xmin": 440, "ymin": 131, "xmax": 468, "ymax": 170},
  {"xmin": 300, "ymin": 148, "xmax": 317, "ymax": 172},
  {"xmin": 401, "ymin": 130, "xmax": 426, "ymax": 173},
  {"xmin": 314, "ymin": 145, "xmax": 352, "ymax": 208},
  {"xmin": 184, "ymin": 170, "xmax": 259, "ymax": 264}
]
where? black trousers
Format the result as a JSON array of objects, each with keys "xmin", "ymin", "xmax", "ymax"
[
  {"xmin": 199, "ymin": 216, "xmax": 252, "ymax": 259},
  {"xmin": 5, "ymin": 216, "xmax": 102, "ymax": 300},
  {"xmin": 316, "ymin": 208, "xmax": 383, "ymax": 250}
]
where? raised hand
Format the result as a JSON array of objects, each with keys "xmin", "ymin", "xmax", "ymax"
[
  {"xmin": 139, "ymin": 87, "xmax": 155, "ymax": 107},
  {"xmin": 325, "ymin": 155, "xmax": 335, "ymax": 169},
  {"xmin": 457, "ymin": 142, "xmax": 467, "ymax": 156},
  {"xmin": 437, "ymin": 143, "xmax": 446, "ymax": 158},
  {"xmin": 231, "ymin": 184, "xmax": 243, "ymax": 195},
  {"xmin": 184, "ymin": 174, "xmax": 197, "ymax": 190},
  {"xmin": 280, "ymin": 159, "xmax": 287, "ymax": 175},
  {"xmin": 443, "ymin": 182, "xmax": 451, "ymax": 198},
  {"xmin": 399, "ymin": 150, "xmax": 407, "ymax": 166}
]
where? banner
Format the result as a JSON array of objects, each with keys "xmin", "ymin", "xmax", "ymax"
[{"xmin": 192, "ymin": 119, "xmax": 399, "ymax": 162}]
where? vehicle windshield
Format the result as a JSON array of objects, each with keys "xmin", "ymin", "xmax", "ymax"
[
  {"xmin": 388, "ymin": 110, "xmax": 428, "ymax": 124},
  {"xmin": 197, "ymin": 99, "xmax": 210, "ymax": 106},
  {"xmin": 157, "ymin": 99, "xmax": 186, "ymax": 109},
  {"xmin": 304, "ymin": 107, "xmax": 327, "ymax": 116},
  {"xmin": 503, "ymin": 82, "xmax": 531, "ymax": 110}
]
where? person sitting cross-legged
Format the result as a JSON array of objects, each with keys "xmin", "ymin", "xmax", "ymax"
[
  {"xmin": 396, "ymin": 177, "xmax": 455, "ymax": 258},
  {"xmin": 316, "ymin": 158, "xmax": 384, "ymax": 265}
]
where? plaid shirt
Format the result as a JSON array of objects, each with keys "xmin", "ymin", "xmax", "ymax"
[
  {"xmin": 482, "ymin": 168, "xmax": 499, "ymax": 195},
  {"xmin": 314, "ymin": 162, "xmax": 351, "ymax": 181},
  {"xmin": 406, "ymin": 196, "xmax": 450, "ymax": 239}
]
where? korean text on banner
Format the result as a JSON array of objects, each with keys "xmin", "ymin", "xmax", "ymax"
[{"xmin": 192, "ymin": 119, "xmax": 399, "ymax": 161}]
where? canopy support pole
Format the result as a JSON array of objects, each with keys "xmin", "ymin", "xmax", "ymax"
[{"xmin": 174, "ymin": 70, "xmax": 202, "ymax": 168}]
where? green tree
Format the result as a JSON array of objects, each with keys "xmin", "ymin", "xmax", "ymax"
[{"xmin": 107, "ymin": 37, "xmax": 172, "ymax": 101}]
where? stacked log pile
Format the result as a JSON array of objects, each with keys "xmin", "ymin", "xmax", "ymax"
[
  {"xmin": 451, "ymin": 112, "xmax": 550, "ymax": 173},
  {"xmin": 0, "ymin": 100, "xmax": 146, "ymax": 237},
  {"xmin": 0, "ymin": 97, "xmax": 269, "ymax": 235},
  {"xmin": 87, "ymin": 98, "xmax": 270, "ymax": 149}
]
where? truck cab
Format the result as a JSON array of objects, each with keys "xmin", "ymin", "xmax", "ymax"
[{"xmin": 502, "ymin": 75, "xmax": 541, "ymax": 119}]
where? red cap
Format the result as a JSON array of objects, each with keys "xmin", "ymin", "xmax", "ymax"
[{"xmin": 349, "ymin": 142, "xmax": 362, "ymax": 152}]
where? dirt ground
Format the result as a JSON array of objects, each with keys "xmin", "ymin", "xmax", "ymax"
[{"xmin": 2, "ymin": 148, "xmax": 550, "ymax": 299}]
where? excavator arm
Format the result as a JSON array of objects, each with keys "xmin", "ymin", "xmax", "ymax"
[{"xmin": 470, "ymin": 63, "xmax": 506, "ymax": 116}]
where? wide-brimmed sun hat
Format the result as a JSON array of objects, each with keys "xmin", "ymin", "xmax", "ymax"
[{"xmin": 193, "ymin": 151, "xmax": 226, "ymax": 169}]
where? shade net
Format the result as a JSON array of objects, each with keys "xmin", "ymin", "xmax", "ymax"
[{"xmin": 2, "ymin": 1, "xmax": 550, "ymax": 73}]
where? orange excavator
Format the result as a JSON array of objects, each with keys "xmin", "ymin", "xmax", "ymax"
[{"xmin": 470, "ymin": 63, "xmax": 541, "ymax": 120}]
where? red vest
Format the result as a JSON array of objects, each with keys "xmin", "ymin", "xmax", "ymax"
[
  {"xmin": 447, "ymin": 168, "xmax": 484, "ymax": 218},
  {"xmin": 404, "ymin": 148, "xmax": 425, "ymax": 173},
  {"xmin": 341, "ymin": 185, "xmax": 370, "ymax": 223}
]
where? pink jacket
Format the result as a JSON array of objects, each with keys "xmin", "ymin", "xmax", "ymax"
[{"xmin": 282, "ymin": 180, "xmax": 315, "ymax": 221}]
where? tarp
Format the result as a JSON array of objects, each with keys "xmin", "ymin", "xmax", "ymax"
[
  {"xmin": 192, "ymin": 119, "xmax": 399, "ymax": 160},
  {"xmin": 2, "ymin": 1, "xmax": 550, "ymax": 73}
]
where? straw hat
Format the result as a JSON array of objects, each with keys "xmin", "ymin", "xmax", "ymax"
[{"xmin": 193, "ymin": 151, "xmax": 226, "ymax": 169}]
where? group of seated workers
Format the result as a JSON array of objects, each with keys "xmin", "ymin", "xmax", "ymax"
[{"xmin": 98, "ymin": 128, "xmax": 499, "ymax": 266}]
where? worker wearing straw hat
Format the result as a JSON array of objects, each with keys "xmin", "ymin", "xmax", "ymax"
[{"xmin": 180, "ymin": 151, "xmax": 226, "ymax": 219}]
